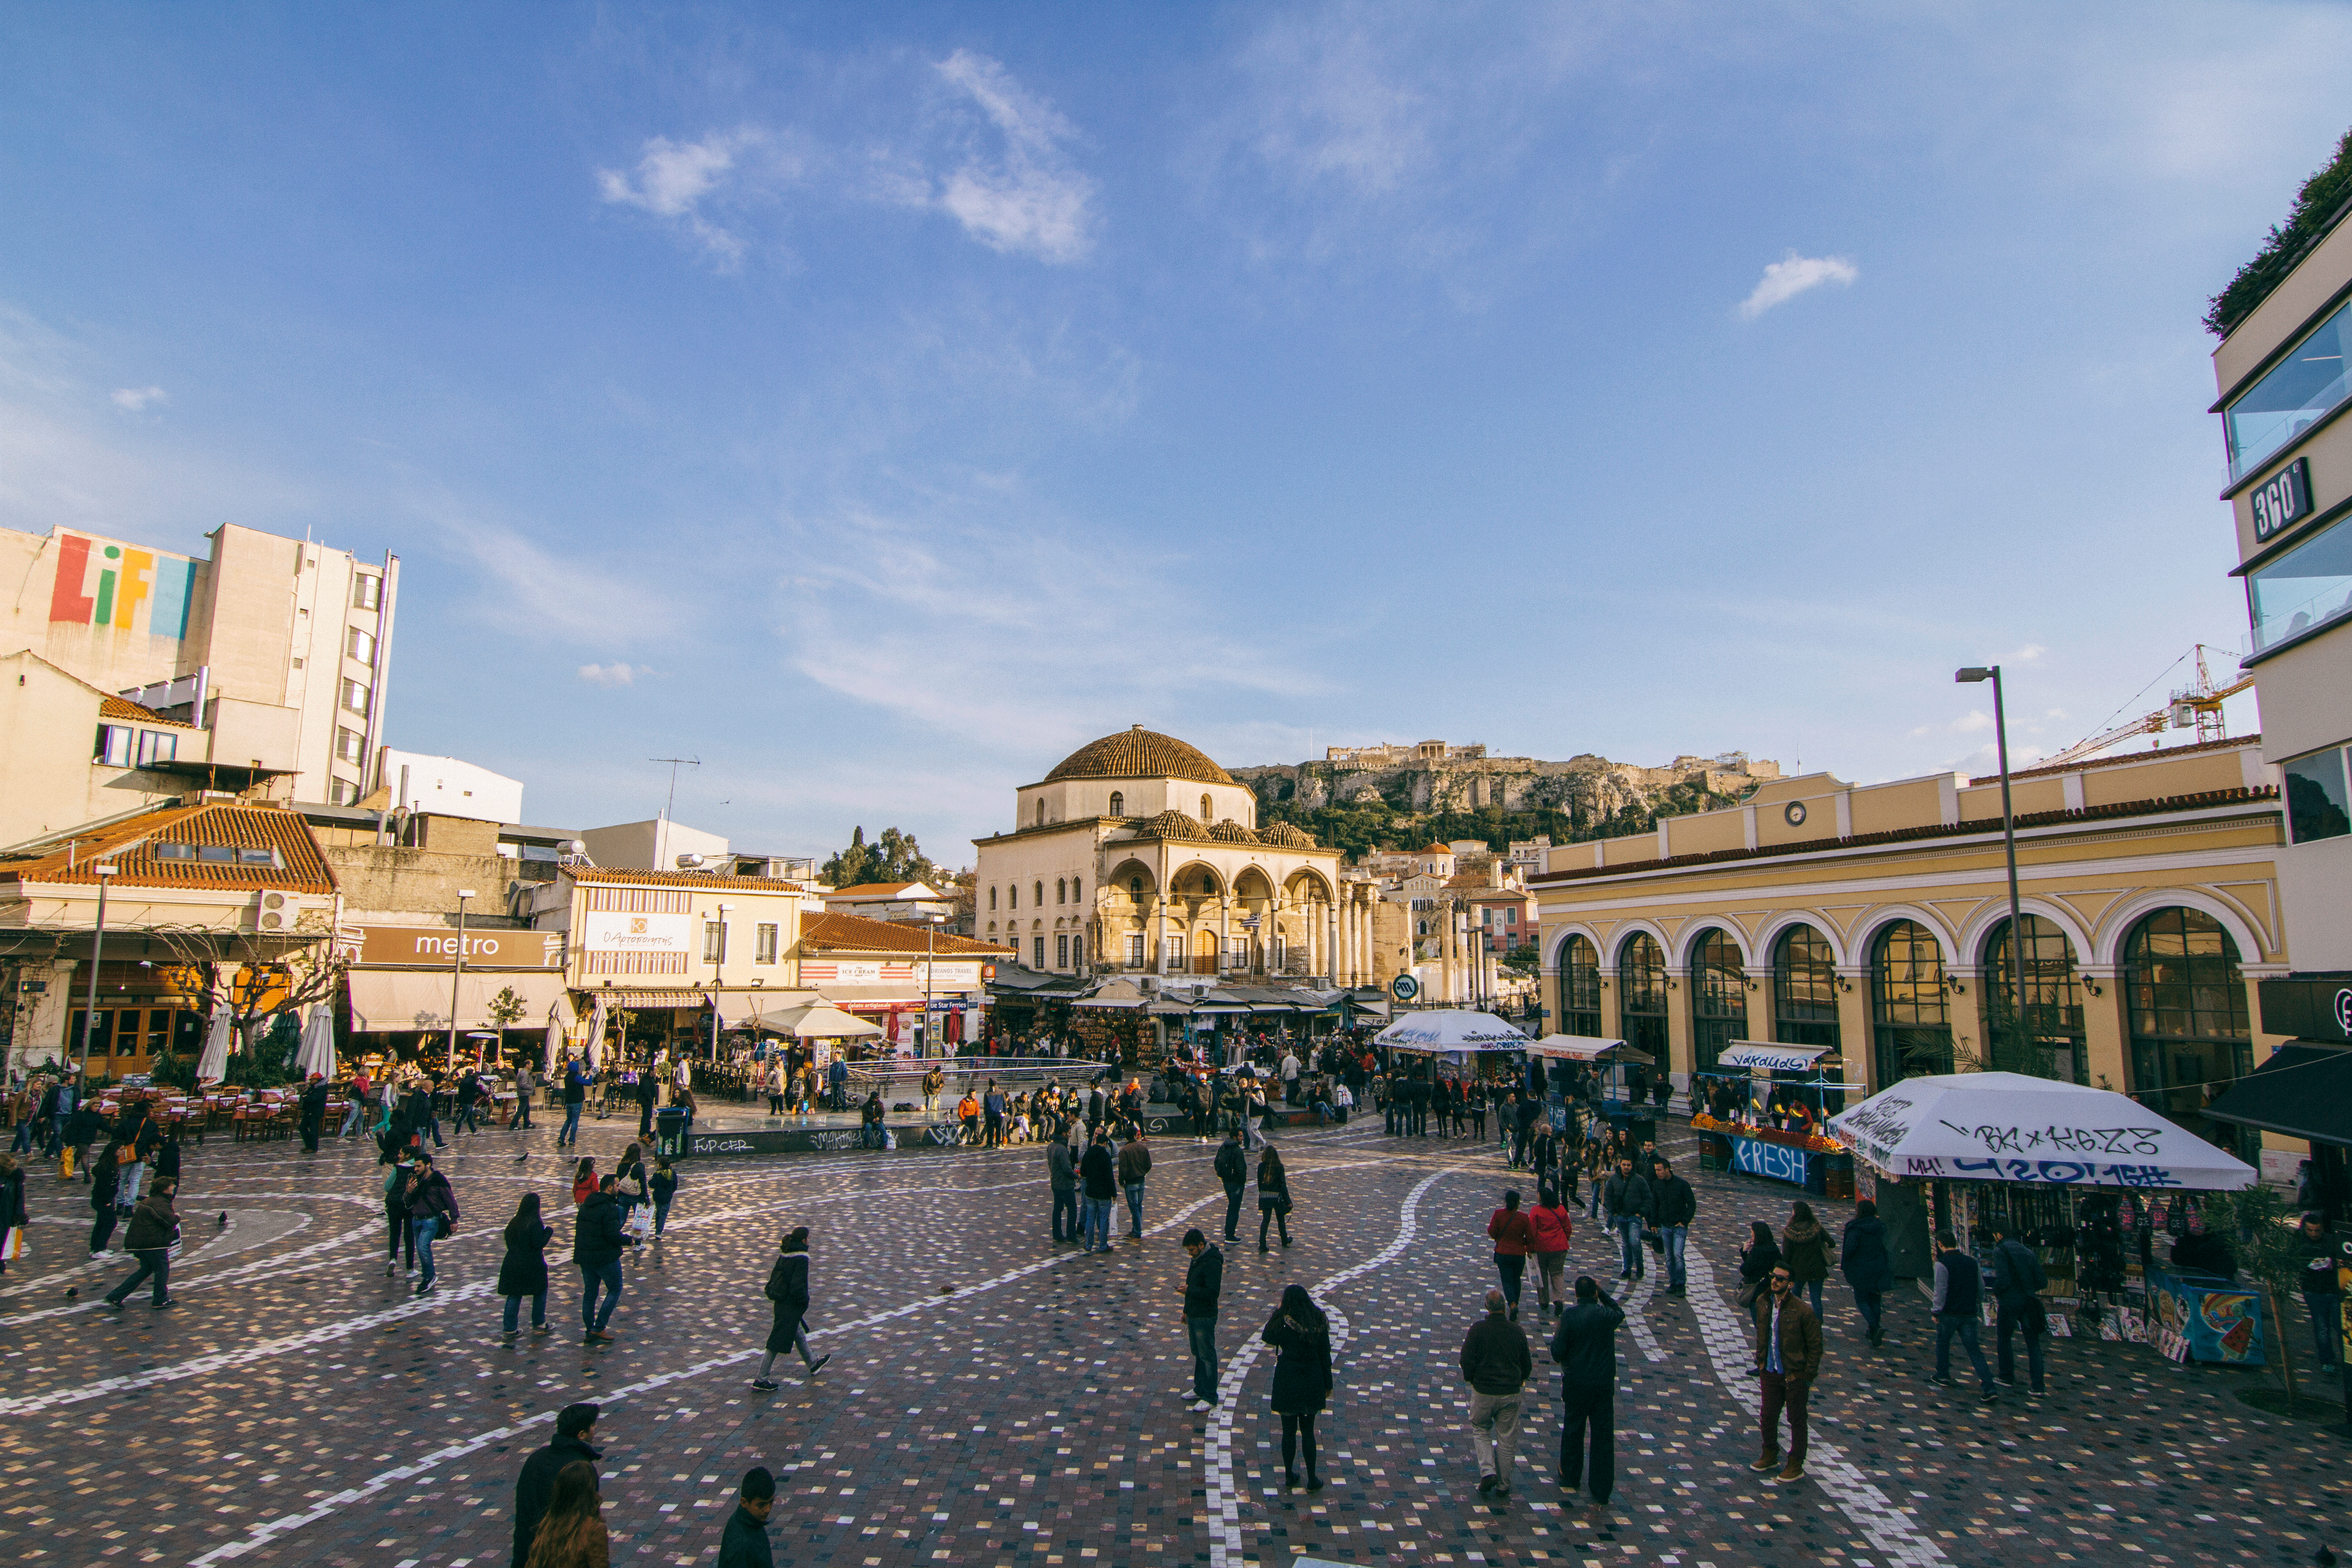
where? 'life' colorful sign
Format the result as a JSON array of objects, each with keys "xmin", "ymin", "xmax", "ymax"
[{"xmin": 48, "ymin": 533, "xmax": 197, "ymax": 640}]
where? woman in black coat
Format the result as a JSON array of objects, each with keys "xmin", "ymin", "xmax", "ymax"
[
  {"xmin": 1262, "ymin": 1284, "xmax": 1332, "ymax": 1491},
  {"xmin": 0, "ymin": 1152, "xmax": 24, "ymax": 1275},
  {"xmin": 1256, "ymin": 1147, "xmax": 1292, "ymax": 1253},
  {"xmin": 1841, "ymin": 1199, "xmax": 1896, "ymax": 1347},
  {"xmin": 498, "ymin": 1193, "xmax": 552, "ymax": 1337},
  {"xmin": 752, "ymin": 1226, "xmax": 831, "ymax": 1390},
  {"xmin": 1737, "ymin": 1220, "xmax": 1782, "ymax": 1307}
]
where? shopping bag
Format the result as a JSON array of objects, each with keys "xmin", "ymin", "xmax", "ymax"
[
  {"xmin": 1, "ymin": 1227, "xmax": 20, "ymax": 1263},
  {"xmin": 622, "ymin": 1206, "xmax": 654, "ymax": 1244}
]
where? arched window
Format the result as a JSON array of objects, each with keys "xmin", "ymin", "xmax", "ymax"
[
  {"xmin": 1072, "ymin": 877, "xmax": 1082, "ymax": 903},
  {"xmin": 1871, "ymin": 921, "xmax": 1950, "ymax": 1087},
  {"xmin": 1008, "ymin": 884, "xmax": 1017, "ymax": 909},
  {"xmin": 1560, "ymin": 935, "xmax": 1601, "ymax": 1037},
  {"xmin": 1109, "ymin": 791, "xmax": 1123, "ymax": 817},
  {"xmin": 1034, "ymin": 881, "xmax": 1044, "ymax": 907},
  {"xmin": 2125, "ymin": 908, "xmax": 2251, "ymax": 1156},
  {"xmin": 989, "ymin": 886, "xmax": 997, "ymax": 911},
  {"xmin": 1036, "ymin": 800, "xmax": 1047, "ymax": 827},
  {"xmin": 1689, "ymin": 928, "xmax": 1746, "ymax": 1076},
  {"xmin": 1982, "ymin": 915, "xmax": 2085, "ymax": 1083},
  {"xmin": 1056, "ymin": 878, "xmax": 1066, "ymax": 904},
  {"xmin": 1130, "ymin": 876, "xmax": 1144, "ymax": 899},
  {"xmin": 1771, "ymin": 925, "xmax": 1840, "ymax": 1050},
  {"xmin": 1617, "ymin": 932, "xmax": 1668, "ymax": 1066},
  {"xmin": 1201, "ymin": 794, "xmax": 1214, "ymax": 821}
]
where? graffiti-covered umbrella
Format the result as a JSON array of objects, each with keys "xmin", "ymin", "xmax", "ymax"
[{"xmin": 1827, "ymin": 1071, "xmax": 2255, "ymax": 1189}]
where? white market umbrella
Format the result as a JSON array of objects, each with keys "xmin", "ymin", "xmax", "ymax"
[
  {"xmin": 293, "ymin": 1004, "xmax": 338, "ymax": 1080},
  {"xmin": 584, "ymin": 997, "xmax": 608, "ymax": 1070},
  {"xmin": 542, "ymin": 1004, "xmax": 564, "ymax": 1077},
  {"xmin": 1372, "ymin": 1009, "xmax": 1533, "ymax": 1053},
  {"xmin": 754, "ymin": 1002, "xmax": 883, "ymax": 1039},
  {"xmin": 196, "ymin": 1008, "xmax": 233, "ymax": 1084},
  {"xmin": 1827, "ymin": 1071, "xmax": 2256, "ymax": 1190}
]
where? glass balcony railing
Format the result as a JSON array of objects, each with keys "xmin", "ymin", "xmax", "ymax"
[
  {"xmin": 2247, "ymin": 510, "xmax": 2352, "ymax": 654},
  {"xmin": 2226, "ymin": 297, "xmax": 2352, "ymax": 481}
]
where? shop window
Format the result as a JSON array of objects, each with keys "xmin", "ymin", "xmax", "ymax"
[
  {"xmin": 1616, "ymin": 932, "xmax": 1668, "ymax": 1067},
  {"xmin": 69, "ymin": 1009, "xmax": 115, "ymax": 1058},
  {"xmin": 1559, "ymin": 934, "xmax": 1601, "ymax": 1037},
  {"xmin": 2246, "ymin": 509, "xmax": 2352, "ymax": 654},
  {"xmin": 1981, "ymin": 915, "xmax": 2086, "ymax": 1083},
  {"xmin": 353, "ymin": 574, "xmax": 382, "ymax": 610},
  {"xmin": 1688, "ymin": 927, "xmax": 1746, "ymax": 1076},
  {"xmin": 347, "ymin": 626, "xmax": 375, "ymax": 663},
  {"xmin": 2224, "ymin": 294, "xmax": 2352, "ymax": 480},
  {"xmin": 2284, "ymin": 744, "xmax": 2352, "ymax": 843},
  {"xmin": 755, "ymin": 923, "xmax": 778, "ymax": 964},
  {"xmin": 95, "ymin": 725, "xmax": 134, "ymax": 767},
  {"xmin": 1771, "ymin": 924, "xmax": 1841, "ymax": 1051},
  {"xmin": 1109, "ymin": 792, "xmax": 1123, "ymax": 817},
  {"xmin": 2125, "ymin": 908, "xmax": 2251, "ymax": 1158},
  {"xmin": 1871, "ymin": 920, "xmax": 1951, "ymax": 1087}
]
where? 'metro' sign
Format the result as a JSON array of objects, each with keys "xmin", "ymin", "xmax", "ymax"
[{"xmin": 49, "ymin": 533, "xmax": 198, "ymax": 640}]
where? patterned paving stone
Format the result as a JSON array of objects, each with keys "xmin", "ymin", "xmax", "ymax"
[{"xmin": 0, "ymin": 1113, "xmax": 2339, "ymax": 1566}]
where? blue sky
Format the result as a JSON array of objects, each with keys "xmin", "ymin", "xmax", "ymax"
[{"xmin": 3, "ymin": 3, "xmax": 2346, "ymax": 862}]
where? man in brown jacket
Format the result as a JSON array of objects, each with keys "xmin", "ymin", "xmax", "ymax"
[
  {"xmin": 103, "ymin": 1175, "xmax": 179, "ymax": 1310},
  {"xmin": 1750, "ymin": 1263, "xmax": 1822, "ymax": 1484}
]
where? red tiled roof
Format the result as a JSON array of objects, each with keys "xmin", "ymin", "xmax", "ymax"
[
  {"xmin": 826, "ymin": 882, "xmax": 926, "ymax": 897},
  {"xmin": 0, "ymin": 800, "xmax": 336, "ymax": 893},
  {"xmin": 2005, "ymin": 732, "xmax": 2261, "ymax": 782},
  {"xmin": 566, "ymin": 867, "xmax": 809, "ymax": 893},
  {"xmin": 799, "ymin": 911, "xmax": 1011, "ymax": 956},
  {"xmin": 98, "ymin": 695, "xmax": 194, "ymax": 728},
  {"xmin": 1529, "ymin": 785, "xmax": 2280, "ymax": 886}
]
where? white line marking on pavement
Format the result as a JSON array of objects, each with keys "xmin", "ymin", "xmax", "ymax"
[
  {"xmin": 1202, "ymin": 1165, "xmax": 1454, "ymax": 1568},
  {"xmin": 1621, "ymin": 1265, "xmax": 1668, "ymax": 1362},
  {"xmin": 181, "ymin": 1185, "xmax": 1234, "ymax": 1564},
  {"xmin": 1682, "ymin": 1243, "xmax": 1946, "ymax": 1567}
]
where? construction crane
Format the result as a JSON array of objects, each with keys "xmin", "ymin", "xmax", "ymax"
[{"xmin": 2040, "ymin": 645, "xmax": 2256, "ymax": 770}]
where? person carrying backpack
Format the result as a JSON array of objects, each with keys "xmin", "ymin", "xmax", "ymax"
[{"xmin": 1988, "ymin": 1217, "xmax": 2048, "ymax": 1397}]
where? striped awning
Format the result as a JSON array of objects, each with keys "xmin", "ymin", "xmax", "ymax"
[{"xmin": 580, "ymin": 989, "xmax": 711, "ymax": 1011}]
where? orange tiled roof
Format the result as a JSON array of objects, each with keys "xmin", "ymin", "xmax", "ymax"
[
  {"xmin": 98, "ymin": 695, "xmax": 194, "ymax": 728},
  {"xmin": 826, "ymin": 882, "xmax": 926, "ymax": 897},
  {"xmin": 0, "ymin": 800, "xmax": 336, "ymax": 893},
  {"xmin": 800, "ymin": 911, "xmax": 1011, "ymax": 956},
  {"xmin": 1041, "ymin": 726, "xmax": 1235, "ymax": 787},
  {"xmin": 566, "ymin": 867, "xmax": 809, "ymax": 893}
]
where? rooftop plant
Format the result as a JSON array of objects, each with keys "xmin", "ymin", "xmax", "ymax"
[{"xmin": 2206, "ymin": 126, "xmax": 2352, "ymax": 338}]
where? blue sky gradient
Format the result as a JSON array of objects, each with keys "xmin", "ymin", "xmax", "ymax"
[{"xmin": 3, "ymin": 3, "xmax": 2344, "ymax": 860}]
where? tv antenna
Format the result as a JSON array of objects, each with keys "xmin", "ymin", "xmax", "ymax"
[{"xmin": 651, "ymin": 756, "xmax": 700, "ymax": 820}]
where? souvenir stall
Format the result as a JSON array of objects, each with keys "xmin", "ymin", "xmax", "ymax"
[
  {"xmin": 1371, "ymin": 1009, "xmax": 1534, "ymax": 1084},
  {"xmin": 1527, "ymin": 1034, "xmax": 1650, "ymax": 1140},
  {"xmin": 1689, "ymin": 1041, "xmax": 1865, "ymax": 1197},
  {"xmin": 1829, "ymin": 1071, "xmax": 2261, "ymax": 1362}
]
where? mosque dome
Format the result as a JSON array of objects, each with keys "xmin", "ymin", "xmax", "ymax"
[{"xmin": 1044, "ymin": 725, "xmax": 1235, "ymax": 787}]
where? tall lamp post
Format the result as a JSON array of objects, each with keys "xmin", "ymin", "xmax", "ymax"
[
  {"xmin": 78, "ymin": 862, "xmax": 117, "ymax": 1078},
  {"xmin": 447, "ymin": 887, "xmax": 476, "ymax": 1072},
  {"xmin": 920, "ymin": 911, "xmax": 944, "ymax": 1059},
  {"xmin": 710, "ymin": 902, "xmax": 730, "ymax": 1063},
  {"xmin": 1955, "ymin": 666, "xmax": 2026, "ymax": 1073}
]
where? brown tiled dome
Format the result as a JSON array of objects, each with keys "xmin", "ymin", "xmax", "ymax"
[
  {"xmin": 1208, "ymin": 819, "xmax": 1259, "ymax": 843},
  {"xmin": 1044, "ymin": 726, "xmax": 1235, "ymax": 786},
  {"xmin": 1135, "ymin": 810, "xmax": 1211, "ymax": 840},
  {"xmin": 1259, "ymin": 821, "xmax": 1318, "ymax": 848}
]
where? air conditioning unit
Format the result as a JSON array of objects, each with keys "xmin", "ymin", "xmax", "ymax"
[
  {"xmin": 260, "ymin": 912, "xmax": 284, "ymax": 930},
  {"xmin": 263, "ymin": 892, "xmax": 288, "ymax": 911}
]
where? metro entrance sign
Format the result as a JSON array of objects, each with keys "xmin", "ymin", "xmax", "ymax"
[{"xmin": 1390, "ymin": 974, "xmax": 1420, "ymax": 1002}]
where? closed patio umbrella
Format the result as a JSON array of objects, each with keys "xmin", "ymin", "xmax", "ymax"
[
  {"xmin": 196, "ymin": 1007, "xmax": 233, "ymax": 1084},
  {"xmin": 584, "ymin": 997, "xmax": 608, "ymax": 1070},
  {"xmin": 293, "ymin": 1004, "xmax": 338, "ymax": 1079},
  {"xmin": 543, "ymin": 1004, "xmax": 564, "ymax": 1077}
]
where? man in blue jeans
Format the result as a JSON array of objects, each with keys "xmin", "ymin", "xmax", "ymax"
[
  {"xmin": 1930, "ymin": 1229, "xmax": 1997, "ymax": 1403},
  {"xmin": 1079, "ymin": 1134, "xmax": 1118, "ymax": 1253},
  {"xmin": 1118, "ymin": 1128, "xmax": 1152, "ymax": 1237},
  {"xmin": 575, "ymin": 1174, "xmax": 627, "ymax": 1344},
  {"xmin": 405, "ymin": 1155, "xmax": 458, "ymax": 1298},
  {"xmin": 559, "ymin": 1058, "xmax": 587, "ymax": 1148},
  {"xmin": 1649, "ymin": 1158, "xmax": 1695, "ymax": 1297},
  {"xmin": 1601, "ymin": 1158, "xmax": 1651, "ymax": 1282},
  {"xmin": 1181, "ymin": 1229, "xmax": 1224, "ymax": 1411}
]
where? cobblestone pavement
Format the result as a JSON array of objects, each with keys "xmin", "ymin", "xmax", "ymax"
[{"xmin": 0, "ymin": 1110, "xmax": 2342, "ymax": 1567}]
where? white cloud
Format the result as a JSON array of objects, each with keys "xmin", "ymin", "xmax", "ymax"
[
  {"xmin": 1240, "ymin": 21, "xmax": 1431, "ymax": 197},
  {"xmin": 596, "ymin": 131, "xmax": 761, "ymax": 265},
  {"xmin": 932, "ymin": 50, "xmax": 1095, "ymax": 263},
  {"xmin": 1738, "ymin": 252, "xmax": 1859, "ymax": 319},
  {"xmin": 110, "ymin": 385, "xmax": 167, "ymax": 412},
  {"xmin": 578, "ymin": 662, "xmax": 641, "ymax": 687}
]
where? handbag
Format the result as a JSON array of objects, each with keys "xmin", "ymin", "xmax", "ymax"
[{"xmin": 1734, "ymin": 1277, "xmax": 1765, "ymax": 1308}]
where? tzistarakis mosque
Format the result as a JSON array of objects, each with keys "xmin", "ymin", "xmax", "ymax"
[{"xmin": 971, "ymin": 727, "xmax": 1378, "ymax": 989}]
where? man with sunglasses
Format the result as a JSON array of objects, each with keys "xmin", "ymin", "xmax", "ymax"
[{"xmin": 1750, "ymin": 1263, "xmax": 1822, "ymax": 1484}]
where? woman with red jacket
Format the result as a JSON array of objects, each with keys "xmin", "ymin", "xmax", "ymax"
[
  {"xmin": 1487, "ymin": 1188, "xmax": 1535, "ymax": 1322},
  {"xmin": 1527, "ymin": 1185, "xmax": 1576, "ymax": 1318}
]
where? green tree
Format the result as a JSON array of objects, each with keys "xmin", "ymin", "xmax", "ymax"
[
  {"xmin": 2200, "ymin": 1183, "xmax": 2328, "ymax": 1415},
  {"xmin": 2206, "ymin": 125, "xmax": 2352, "ymax": 336},
  {"xmin": 823, "ymin": 826, "xmax": 946, "ymax": 889},
  {"xmin": 1501, "ymin": 942, "xmax": 1540, "ymax": 975}
]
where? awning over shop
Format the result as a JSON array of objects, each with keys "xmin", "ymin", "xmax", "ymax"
[
  {"xmin": 348, "ymin": 970, "xmax": 570, "ymax": 1033},
  {"xmin": 1144, "ymin": 999, "xmax": 1195, "ymax": 1017},
  {"xmin": 2203, "ymin": 1043, "xmax": 2352, "ymax": 1146},
  {"xmin": 751, "ymin": 1002, "xmax": 884, "ymax": 1039},
  {"xmin": 581, "ymin": 989, "xmax": 712, "ymax": 1011},
  {"xmin": 1827, "ymin": 1071, "xmax": 2257, "ymax": 1188},
  {"xmin": 1374, "ymin": 1009, "xmax": 1534, "ymax": 1052},
  {"xmin": 1073, "ymin": 980, "xmax": 1147, "ymax": 1010},
  {"xmin": 1715, "ymin": 1041, "xmax": 1833, "ymax": 1073},
  {"xmin": 821, "ymin": 985, "xmax": 924, "ymax": 1009},
  {"xmin": 1527, "ymin": 1034, "xmax": 1630, "ymax": 1062}
]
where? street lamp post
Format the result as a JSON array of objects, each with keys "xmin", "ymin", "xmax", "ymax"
[
  {"xmin": 78, "ymin": 862, "xmax": 117, "ymax": 1078},
  {"xmin": 711, "ymin": 902, "xmax": 730, "ymax": 1063},
  {"xmin": 921, "ymin": 911, "xmax": 945, "ymax": 1059},
  {"xmin": 447, "ymin": 888, "xmax": 477, "ymax": 1073},
  {"xmin": 1956, "ymin": 666, "xmax": 2026, "ymax": 1073}
]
